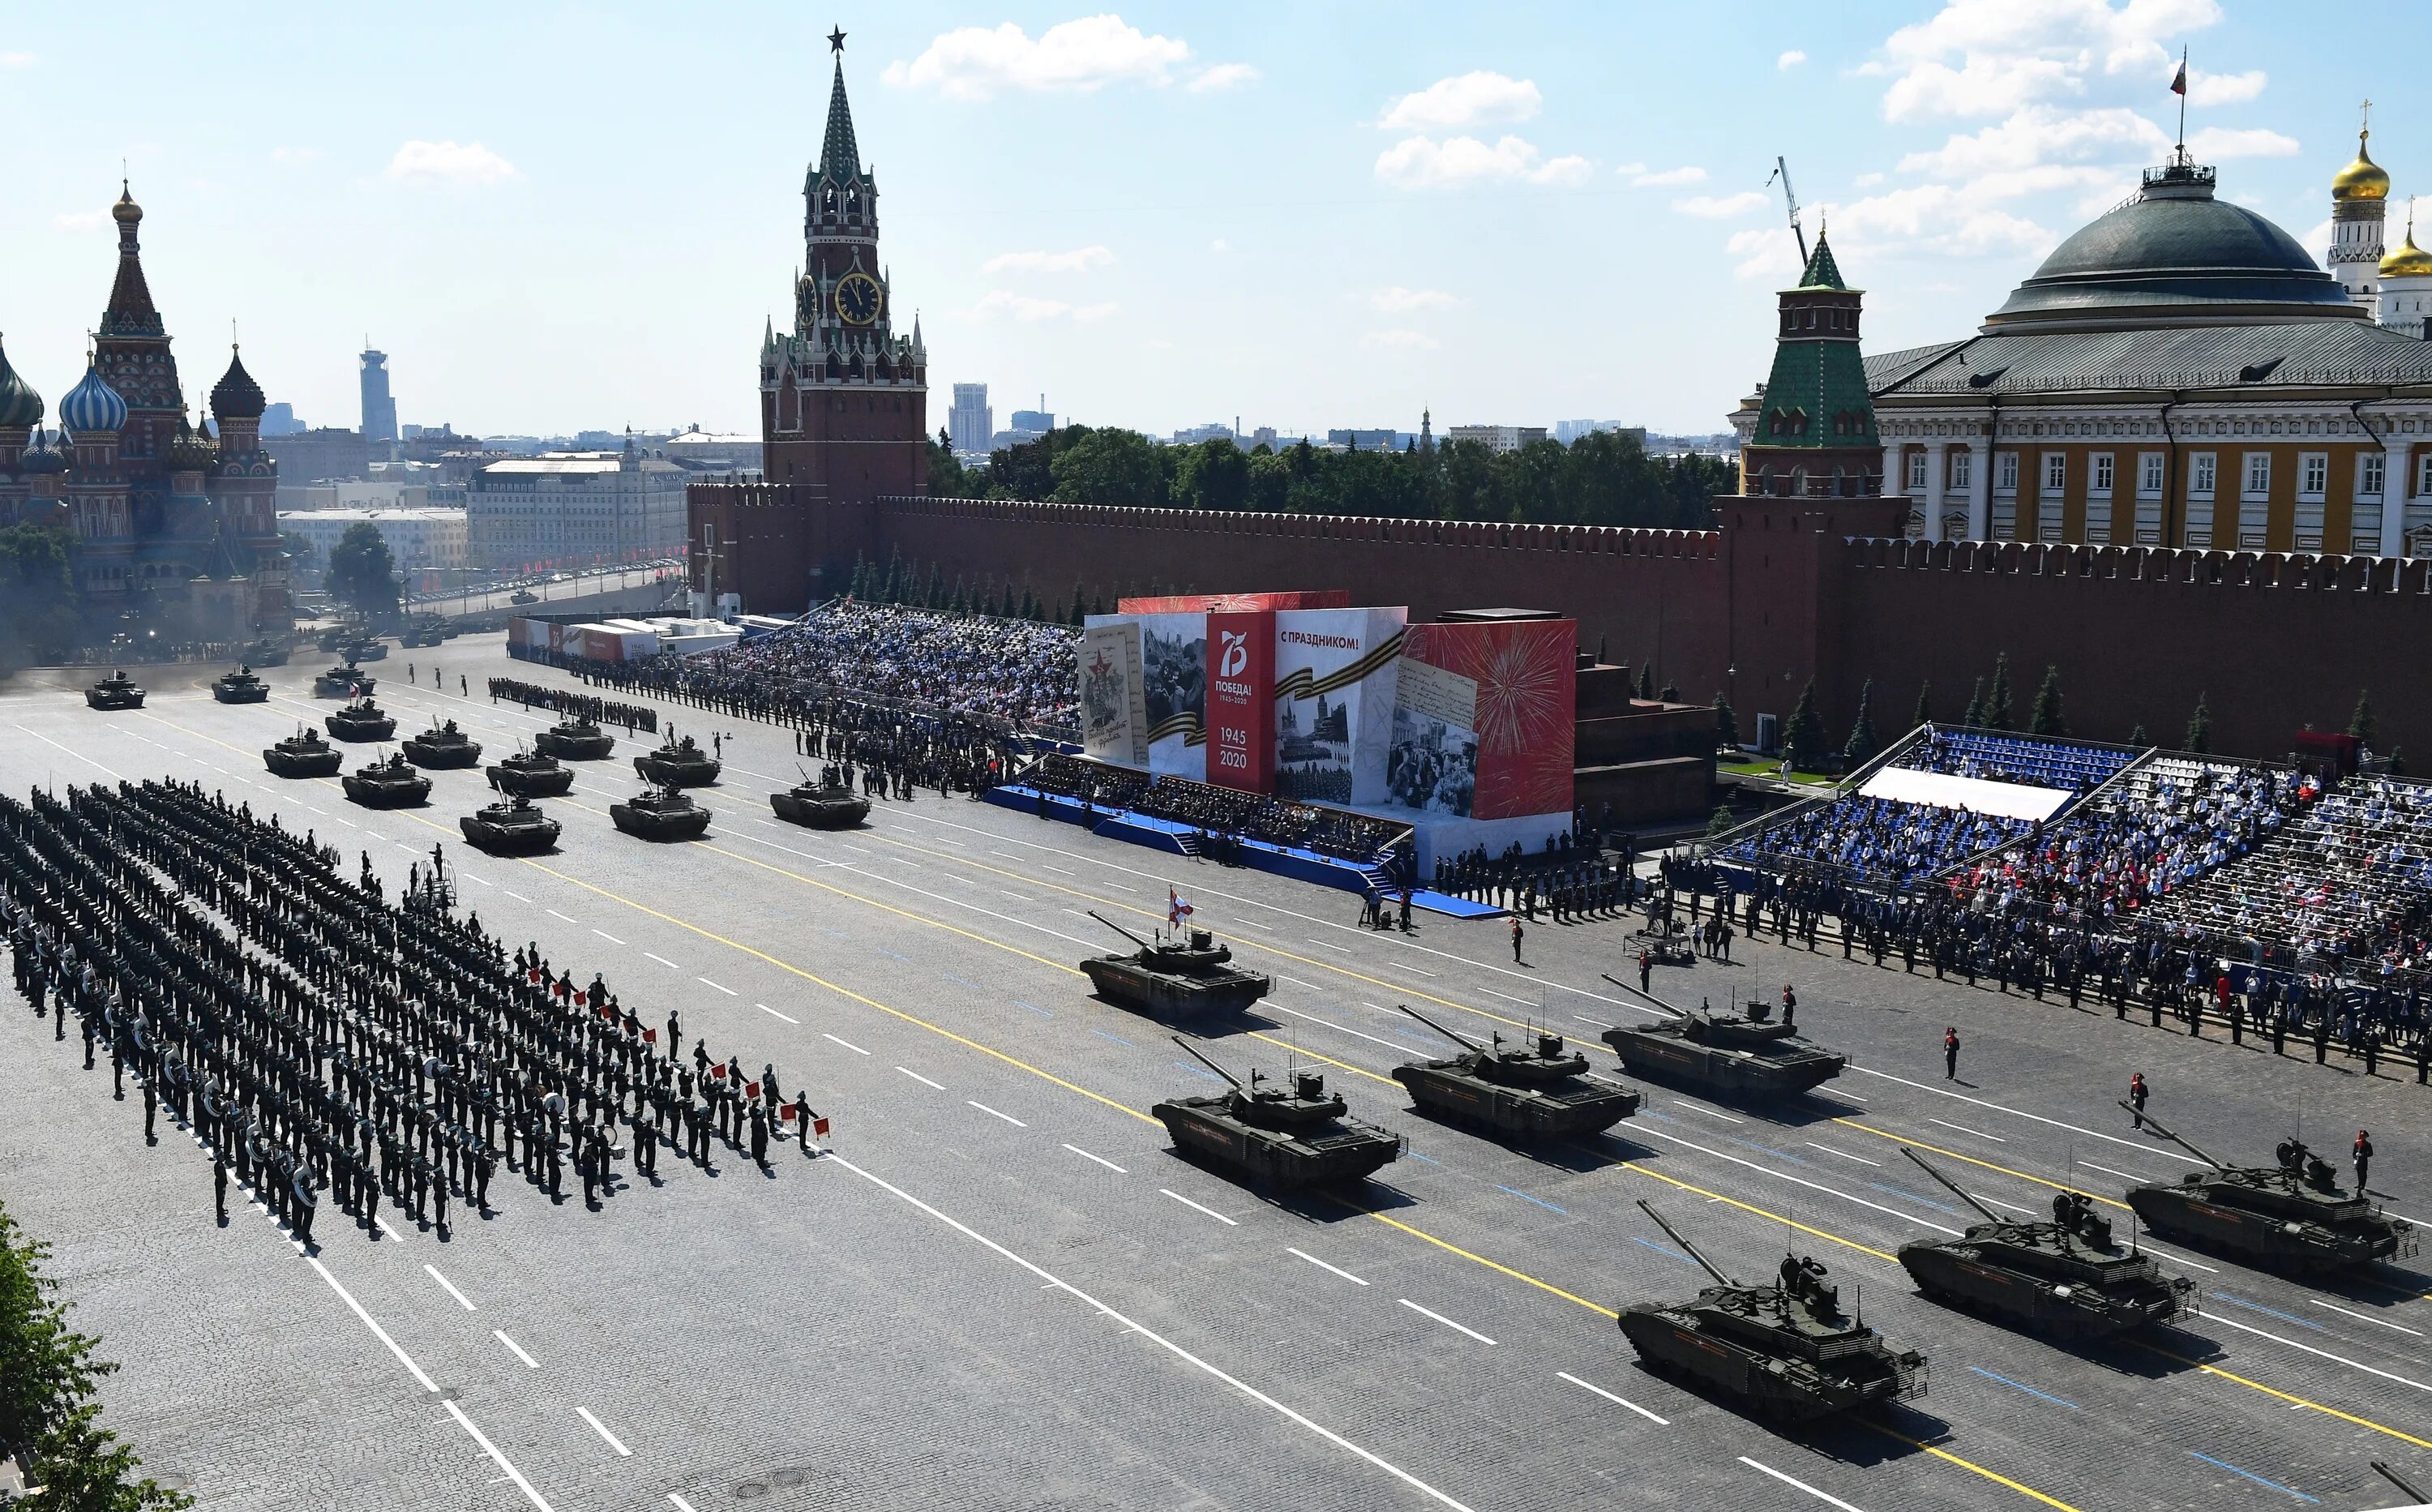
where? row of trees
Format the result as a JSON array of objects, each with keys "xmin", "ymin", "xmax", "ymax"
[
  {"xmin": 927, "ymin": 426, "xmax": 1734, "ymax": 529},
  {"xmin": 837, "ymin": 546, "xmax": 1106, "ymax": 627},
  {"xmin": 1, "ymin": 1200, "xmax": 188, "ymax": 1508}
]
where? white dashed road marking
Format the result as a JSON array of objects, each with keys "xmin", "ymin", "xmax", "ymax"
[{"xmin": 1160, "ymin": 1188, "xmax": 1239, "ymax": 1226}]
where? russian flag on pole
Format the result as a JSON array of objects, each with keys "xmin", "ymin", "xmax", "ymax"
[{"xmin": 1168, "ymin": 886, "xmax": 1193, "ymax": 927}]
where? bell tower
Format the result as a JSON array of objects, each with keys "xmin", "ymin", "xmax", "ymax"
[{"xmin": 1736, "ymin": 229, "xmax": 1885, "ymax": 500}]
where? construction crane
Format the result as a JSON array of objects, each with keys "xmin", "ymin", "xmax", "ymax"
[{"xmin": 1764, "ymin": 156, "xmax": 1809, "ymax": 266}]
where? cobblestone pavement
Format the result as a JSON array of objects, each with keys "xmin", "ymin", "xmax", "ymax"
[{"xmin": 6, "ymin": 637, "xmax": 2432, "ymax": 1511}]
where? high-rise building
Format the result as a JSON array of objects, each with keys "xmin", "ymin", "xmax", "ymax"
[
  {"xmin": 359, "ymin": 346, "xmax": 398, "ymax": 445},
  {"xmin": 949, "ymin": 383, "xmax": 991, "ymax": 453},
  {"xmin": 260, "ymin": 401, "xmax": 302, "ymax": 436},
  {"xmin": 1009, "ymin": 407, "xmax": 1052, "ymax": 435}
]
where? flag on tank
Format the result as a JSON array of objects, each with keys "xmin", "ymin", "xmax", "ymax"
[{"xmin": 1169, "ymin": 887, "xmax": 1193, "ymax": 927}]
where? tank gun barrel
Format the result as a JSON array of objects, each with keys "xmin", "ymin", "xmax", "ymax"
[
  {"xmin": 1091, "ymin": 910, "xmax": 1155, "ymax": 949},
  {"xmin": 1635, "ymin": 1199, "xmax": 1739, "ymax": 1288},
  {"xmin": 2117, "ymin": 1105, "xmax": 2224, "ymax": 1169},
  {"xmin": 1170, "ymin": 1035, "xmax": 1244, "ymax": 1090},
  {"xmin": 1398, "ymin": 1003, "xmax": 1481, "ymax": 1051},
  {"xmin": 1899, "ymin": 1147, "xmax": 2001, "ymax": 1224},
  {"xmin": 1602, "ymin": 974, "xmax": 1687, "ymax": 1018},
  {"xmin": 2373, "ymin": 1461, "xmax": 2431, "ymax": 1505}
]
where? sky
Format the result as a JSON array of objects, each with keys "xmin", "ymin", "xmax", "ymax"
[{"xmin": 0, "ymin": 2, "xmax": 2417, "ymax": 440}]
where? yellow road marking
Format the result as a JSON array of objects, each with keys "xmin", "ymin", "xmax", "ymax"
[
  {"xmin": 2134, "ymin": 1343, "xmax": 2432, "ymax": 1450},
  {"xmin": 1614, "ymin": 1162, "xmax": 1899, "ymax": 1265},
  {"xmin": 1833, "ymin": 1120, "xmax": 2134, "ymax": 1211},
  {"xmin": 1867, "ymin": 1429, "xmax": 2088, "ymax": 1512}
]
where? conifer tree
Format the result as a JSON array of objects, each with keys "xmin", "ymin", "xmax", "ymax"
[
  {"xmin": 1961, "ymin": 676, "xmax": 1986, "ymax": 730},
  {"xmin": 2183, "ymin": 692, "xmax": 2211, "ymax": 754},
  {"xmin": 2028, "ymin": 664, "xmax": 2067, "ymax": 737},
  {"xmin": 1659, "ymin": 683, "xmax": 1681, "ymax": 703},
  {"xmin": 1713, "ymin": 692, "xmax": 1741, "ymax": 752},
  {"xmin": 2388, "ymin": 747, "xmax": 2406, "ymax": 777},
  {"xmin": 1637, "ymin": 665, "xmax": 1655, "ymax": 701},
  {"xmin": 1706, "ymin": 797, "xmax": 1741, "ymax": 838},
  {"xmin": 1911, "ymin": 680, "xmax": 1933, "ymax": 730},
  {"xmin": 949, "ymin": 574, "xmax": 967, "ymax": 614},
  {"xmin": 2129, "ymin": 724, "xmax": 2148, "ymax": 747},
  {"xmin": 2349, "ymin": 689, "xmax": 2377, "ymax": 748},
  {"xmin": 1842, "ymin": 679, "xmax": 1878, "ymax": 768},
  {"xmin": 1985, "ymin": 652, "xmax": 2015, "ymax": 731},
  {"xmin": 1782, "ymin": 679, "xmax": 1829, "ymax": 774}
]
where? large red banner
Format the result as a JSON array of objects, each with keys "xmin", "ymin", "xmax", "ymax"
[
  {"xmin": 1204, "ymin": 608, "xmax": 1275, "ymax": 792},
  {"xmin": 1118, "ymin": 590, "xmax": 1349, "ymax": 614},
  {"xmin": 1398, "ymin": 619, "xmax": 1576, "ymax": 820}
]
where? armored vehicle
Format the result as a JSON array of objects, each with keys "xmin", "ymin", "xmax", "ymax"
[
  {"xmin": 345, "ymin": 638, "xmax": 387, "ymax": 662},
  {"xmin": 400, "ymin": 616, "xmax": 446, "ymax": 647},
  {"xmin": 313, "ymin": 662, "xmax": 375, "ymax": 697},
  {"xmin": 535, "ymin": 715, "xmax": 615, "ymax": 760},
  {"xmin": 325, "ymin": 696, "xmax": 396, "ymax": 742},
  {"xmin": 212, "ymin": 665, "xmax": 271, "ymax": 704},
  {"xmin": 342, "ymin": 752, "xmax": 431, "ymax": 808},
  {"xmin": 402, "ymin": 719, "xmax": 483, "ymax": 769},
  {"xmin": 1152, "ymin": 1037, "xmax": 1403, "ymax": 1190},
  {"xmin": 263, "ymin": 726, "xmax": 345, "ymax": 778},
  {"xmin": 240, "ymin": 637, "xmax": 290, "ymax": 667},
  {"xmin": 1389, "ymin": 1004, "xmax": 1639, "ymax": 1140},
  {"xmin": 1081, "ymin": 910, "xmax": 1271, "ymax": 1017},
  {"xmin": 1601, "ymin": 979, "xmax": 1845, "ymax": 1099},
  {"xmin": 1621, "ymin": 1201, "xmax": 1927, "ymax": 1423},
  {"xmin": 487, "ymin": 748, "xmax": 574, "ymax": 799},
  {"xmin": 633, "ymin": 732, "xmax": 721, "ymax": 786},
  {"xmin": 769, "ymin": 769, "xmax": 871, "ymax": 829},
  {"xmin": 2117, "ymin": 1110, "xmax": 2415, "ymax": 1274},
  {"xmin": 510, "ymin": 589, "xmax": 538, "ymax": 605},
  {"xmin": 460, "ymin": 795, "xmax": 562, "ymax": 855},
  {"xmin": 84, "ymin": 670, "xmax": 145, "ymax": 711},
  {"xmin": 610, "ymin": 783, "xmax": 711, "ymax": 842},
  {"xmin": 1894, "ymin": 1149, "xmax": 2193, "ymax": 1338}
]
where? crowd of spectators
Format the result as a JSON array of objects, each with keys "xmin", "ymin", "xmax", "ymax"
[
  {"xmin": 714, "ymin": 603, "xmax": 1079, "ymax": 732},
  {"xmin": 1719, "ymin": 793, "xmax": 2033, "ymax": 890},
  {"xmin": 1020, "ymin": 753, "xmax": 1406, "ymax": 864}
]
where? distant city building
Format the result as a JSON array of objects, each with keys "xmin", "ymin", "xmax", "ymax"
[
  {"xmin": 661, "ymin": 427, "xmax": 762, "ymax": 469},
  {"xmin": 1171, "ymin": 422, "xmax": 1235, "ymax": 445},
  {"xmin": 1250, "ymin": 426, "xmax": 1279, "ymax": 451},
  {"xmin": 469, "ymin": 436, "xmax": 689, "ymax": 568},
  {"xmin": 277, "ymin": 480, "xmax": 432, "ymax": 513},
  {"xmin": 262, "ymin": 426, "xmax": 371, "ymax": 484},
  {"xmin": 1326, "ymin": 428, "xmax": 1398, "ymax": 450},
  {"xmin": 260, "ymin": 401, "xmax": 302, "ymax": 437},
  {"xmin": 1446, "ymin": 425, "xmax": 1548, "ymax": 453},
  {"xmin": 277, "ymin": 506, "xmax": 468, "ymax": 576},
  {"xmin": 1009, "ymin": 407, "xmax": 1052, "ymax": 435},
  {"xmin": 358, "ymin": 347, "xmax": 397, "ymax": 446},
  {"xmin": 1555, "ymin": 419, "xmax": 1649, "ymax": 446},
  {"xmin": 948, "ymin": 383, "xmax": 992, "ymax": 454}
]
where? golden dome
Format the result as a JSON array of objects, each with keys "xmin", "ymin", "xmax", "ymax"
[
  {"xmin": 2334, "ymin": 131, "xmax": 2390, "ymax": 202},
  {"xmin": 2383, "ymin": 227, "xmax": 2432, "ymax": 279}
]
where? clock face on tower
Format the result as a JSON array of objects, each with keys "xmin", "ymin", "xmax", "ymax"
[{"xmin": 835, "ymin": 272, "xmax": 884, "ymax": 326}]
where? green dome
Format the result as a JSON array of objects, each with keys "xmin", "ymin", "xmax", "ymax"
[
  {"xmin": 0, "ymin": 336, "xmax": 42, "ymax": 430},
  {"xmin": 1985, "ymin": 162, "xmax": 2361, "ymax": 333}
]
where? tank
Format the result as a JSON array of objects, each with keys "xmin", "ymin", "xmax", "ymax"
[
  {"xmin": 263, "ymin": 725, "xmax": 345, "ymax": 778},
  {"xmin": 342, "ymin": 752, "xmax": 432, "ymax": 808},
  {"xmin": 769, "ymin": 769, "xmax": 871, "ymax": 829},
  {"xmin": 1152, "ymin": 1037, "xmax": 1403, "ymax": 1190},
  {"xmin": 212, "ymin": 665, "xmax": 271, "ymax": 704},
  {"xmin": 1080, "ymin": 910, "xmax": 1272, "ymax": 1017},
  {"xmin": 402, "ymin": 719, "xmax": 483, "ymax": 769},
  {"xmin": 611, "ymin": 783, "xmax": 711, "ymax": 841},
  {"xmin": 83, "ymin": 670, "xmax": 146, "ymax": 710},
  {"xmin": 1599, "ymin": 979, "xmax": 1845, "ymax": 1099},
  {"xmin": 510, "ymin": 589, "xmax": 538, "ymax": 605},
  {"xmin": 534, "ymin": 715, "xmax": 615, "ymax": 760},
  {"xmin": 2116, "ymin": 1110, "xmax": 2416, "ymax": 1275},
  {"xmin": 313, "ymin": 662, "xmax": 375, "ymax": 697},
  {"xmin": 1893, "ymin": 1149, "xmax": 2193, "ymax": 1338},
  {"xmin": 241, "ymin": 638, "xmax": 290, "ymax": 667},
  {"xmin": 487, "ymin": 748, "xmax": 575, "ymax": 798},
  {"xmin": 1620, "ymin": 1201, "xmax": 1928, "ymax": 1423},
  {"xmin": 400, "ymin": 616, "xmax": 446, "ymax": 647},
  {"xmin": 325, "ymin": 696, "xmax": 396, "ymax": 742},
  {"xmin": 633, "ymin": 732, "xmax": 721, "ymax": 786},
  {"xmin": 460, "ymin": 795, "xmax": 562, "ymax": 855},
  {"xmin": 1389, "ymin": 1004, "xmax": 1640, "ymax": 1141},
  {"xmin": 345, "ymin": 638, "xmax": 387, "ymax": 662}
]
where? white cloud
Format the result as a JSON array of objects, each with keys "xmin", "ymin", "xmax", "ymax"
[
  {"xmin": 1879, "ymin": 54, "xmax": 2079, "ymax": 122},
  {"xmin": 1726, "ymin": 226, "xmax": 1804, "ymax": 281},
  {"xmin": 53, "ymin": 211, "xmax": 107, "ymax": 231},
  {"xmin": 1898, "ymin": 105, "xmax": 2165, "ymax": 179},
  {"xmin": 1370, "ymin": 286, "xmax": 1458, "ymax": 313},
  {"xmin": 1673, "ymin": 191, "xmax": 1770, "ymax": 219},
  {"xmin": 1629, "ymin": 165, "xmax": 1706, "ymax": 186},
  {"xmin": 1360, "ymin": 330, "xmax": 1440, "ymax": 350},
  {"xmin": 1, "ymin": 51, "xmax": 33, "ymax": 68},
  {"xmin": 1378, "ymin": 71, "xmax": 1541, "ymax": 131},
  {"xmin": 1778, "ymin": 49, "xmax": 1808, "ymax": 70},
  {"xmin": 1870, "ymin": 0, "xmax": 2227, "ymax": 121},
  {"xmin": 386, "ymin": 139, "xmax": 517, "ymax": 186},
  {"xmin": 970, "ymin": 290, "xmax": 1117, "ymax": 323},
  {"xmin": 2300, "ymin": 218, "xmax": 2333, "ymax": 262},
  {"xmin": 2185, "ymin": 67, "xmax": 2264, "ymax": 105},
  {"xmin": 1188, "ymin": 62, "xmax": 1259, "ymax": 92},
  {"xmin": 1209, "ymin": 238, "xmax": 1229, "ymax": 254},
  {"xmin": 1724, "ymin": 182, "xmax": 2058, "ymax": 279},
  {"xmin": 982, "ymin": 245, "xmax": 1115, "ymax": 275},
  {"xmin": 1375, "ymin": 135, "xmax": 1588, "ymax": 189},
  {"xmin": 2186, "ymin": 126, "xmax": 2298, "ymax": 160},
  {"xmin": 1855, "ymin": 171, "xmax": 1886, "ymax": 186},
  {"xmin": 884, "ymin": 16, "xmax": 1192, "ymax": 100},
  {"xmin": 271, "ymin": 146, "xmax": 324, "ymax": 164}
]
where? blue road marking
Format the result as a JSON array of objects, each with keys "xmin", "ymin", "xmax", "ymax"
[
  {"xmin": 942, "ymin": 973, "xmax": 982, "ymax": 990},
  {"xmin": 2187, "ymin": 1452, "xmax": 2317, "ymax": 1504},
  {"xmin": 1091, "ymin": 1029, "xmax": 1136, "ymax": 1047},
  {"xmin": 1406, "ymin": 1150, "xmax": 1440, "ymax": 1165},
  {"xmin": 1012, "ymin": 1000, "xmax": 1053, "ymax": 1017},
  {"xmin": 2210, "ymin": 1292, "xmax": 2327, "ymax": 1331},
  {"xmin": 1632, "ymin": 1236, "xmax": 1695, "ymax": 1263},
  {"xmin": 1869, "ymin": 1180, "xmax": 1962, "ymax": 1216},
  {"xmin": 1728, "ymin": 1136, "xmax": 1809, "ymax": 1166},
  {"xmin": 1495, "ymin": 1184, "xmax": 1568, "ymax": 1215},
  {"xmin": 1175, "ymin": 1060, "xmax": 1227, "ymax": 1082},
  {"xmin": 1640, "ymin": 1109, "xmax": 1678, "ymax": 1124},
  {"xmin": 817, "ymin": 927, "xmax": 850, "ymax": 940},
  {"xmin": 1967, "ymin": 1366, "xmax": 2081, "ymax": 1410},
  {"xmin": 874, "ymin": 947, "xmax": 910, "ymax": 962}
]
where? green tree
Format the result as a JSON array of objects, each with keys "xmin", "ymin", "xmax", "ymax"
[
  {"xmin": 1781, "ymin": 679, "xmax": 1830, "ymax": 773},
  {"xmin": 28, "ymin": 1402, "xmax": 192, "ymax": 1511},
  {"xmin": 2128, "ymin": 724, "xmax": 2148, "ymax": 747},
  {"xmin": 2028, "ymin": 664, "xmax": 2067, "ymax": 737},
  {"xmin": 0, "ymin": 522, "xmax": 80, "ymax": 670},
  {"xmin": 2349, "ymin": 689, "xmax": 2377, "ymax": 748},
  {"xmin": 2388, "ymin": 747, "xmax": 2405, "ymax": 777},
  {"xmin": 1636, "ymin": 665, "xmax": 1655, "ymax": 701},
  {"xmin": 927, "ymin": 430, "xmax": 972, "ymax": 499},
  {"xmin": 1984, "ymin": 652, "xmax": 2015, "ymax": 731},
  {"xmin": 1910, "ymin": 680, "xmax": 1933, "ymax": 730},
  {"xmin": 1713, "ymin": 692, "xmax": 1741, "ymax": 752},
  {"xmin": 1705, "ymin": 798, "xmax": 1741, "ymax": 839},
  {"xmin": 1174, "ymin": 439, "xmax": 1252, "ymax": 512},
  {"xmin": 1050, "ymin": 428, "xmax": 1169, "ymax": 508},
  {"xmin": 1658, "ymin": 682, "xmax": 1681, "ymax": 702},
  {"xmin": 2183, "ymin": 692, "xmax": 2212, "ymax": 754},
  {"xmin": 323, "ymin": 522, "xmax": 399, "ymax": 619},
  {"xmin": 1960, "ymin": 677, "xmax": 1986, "ymax": 729},
  {"xmin": 1841, "ymin": 679, "xmax": 1879, "ymax": 768}
]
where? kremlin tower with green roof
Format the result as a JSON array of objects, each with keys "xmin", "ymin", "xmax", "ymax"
[{"xmin": 1736, "ymin": 229, "xmax": 1886, "ymax": 500}]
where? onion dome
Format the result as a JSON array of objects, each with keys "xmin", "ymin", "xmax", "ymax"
[
  {"xmin": 19, "ymin": 426, "xmax": 66, "ymax": 475},
  {"xmin": 0, "ymin": 336, "xmax": 42, "ymax": 430},
  {"xmin": 2332, "ymin": 131, "xmax": 2391, "ymax": 203},
  {"xmin": 169, "ymin": 412, "xmax": 218, "ymax": 473},
  {"xmin": 2383, "ymin": 223, "xmax": 2432, "ymax": 280},
  {"xmin": 210, "ymin": 344, "xmax": 265, "ymax": 421},
  {"xmin": 112, "ymin": 179, "xmax": 143, "ymax": 225},
  {"xmin": 58, "ymin": 362, "xmax": 128, "ymax": 437}
]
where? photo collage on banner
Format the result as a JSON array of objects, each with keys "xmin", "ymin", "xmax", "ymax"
[
  {"xmin": 1078, "ymin": 619, "xmax": 1147, "ymax": 767},
  {"xmin": 1106, "ymin": 610, "xmax": 1206, "ymax": 782},
  {"xmin": 1270, "ymin": 606, "xmax": 1407, "ymax": 808},
  {"xmin": 1390, "ymin": 619, "xmax": 1576, "ymax": 820}
]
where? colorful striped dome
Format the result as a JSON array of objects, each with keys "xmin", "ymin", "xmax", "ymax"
[{"xmin": 58, "ymin": 362, "xmax": 127, "ymax": 437}]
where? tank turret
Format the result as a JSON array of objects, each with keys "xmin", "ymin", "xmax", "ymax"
[
  {"xmin": 536, "ymin": 715, "xmax": 615, "ymax": 760},
  {"xmin": 633, "ymin": 730, "xmax": 721, "ymax": 786},
  {"xmin": 2116, "ymin": 1109, "xmax": 2414, "ymax": 1274},
  {"xmin": 325, "ymin": 696, "xmax": 396, "ymax": 743},
  {"xmin": 403, "ymin": 718, "xmax": 482, "ymax": 769},
  {"xmin": 486, "ymin": 747, "xmax": 575, "ymax": 798},
  {"xmin": 212, "ymin": 665, "xmax": 270, "ymax": 704},
  {"xmin": 84, "ymin": 669, "xmax": 146, "ymax": 711},
  {"xmin": 1599, "ymin": 978, "xmax": 1844, "ymax": 1099},
  {"xmin": 1151, "ymin": 1036, "xmax": 1402, "ymax": 1189},
  {"xmin": 1080, "ymin": 910, "xmax": 1271, "ymax": 1017},
  {"xmin": 770, "ymin": 766, "xmax": 871, "ymax": 829},
  {"xmin": 264, "ymin": 724, "xmax": 344, "ymax": 778},
  {"xmin": 314, "ymin": 661, "xmax": 376, "ymax": 697},
  {"xmin": 342, "ymin": 750, "xmax": 431, "ymax": 808},
  {"xmin": 460, "ymin": 794, "xmax": 563, "ymax": 854},
  {"xmin": 611, "ymin": 782, "xmax": 712, "ymax": 841},
  {"xmin": 1389, "ymin": 1004, "xmax": 1638, "ymax": 1140}
]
